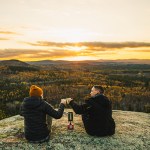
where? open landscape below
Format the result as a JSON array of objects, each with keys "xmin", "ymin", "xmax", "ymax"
[{"xmin": 0, "ymin": 59, "xmax": 150, "ymax": 120}]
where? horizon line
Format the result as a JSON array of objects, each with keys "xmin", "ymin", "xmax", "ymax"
[{"xmin": 1, "ymin": 58, "xmax": 150, "ymax": 62}]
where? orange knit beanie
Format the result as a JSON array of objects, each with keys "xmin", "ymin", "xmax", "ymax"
[{"xmin": 29, "ymin": 85, "xmax": 43, "ymax": 97}]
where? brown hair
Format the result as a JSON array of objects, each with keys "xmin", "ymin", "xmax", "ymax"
[{"xmin": 93, "ymin": 85, "xmax": 104, "ymax": 94}]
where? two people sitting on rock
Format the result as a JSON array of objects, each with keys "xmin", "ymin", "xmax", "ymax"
[{"xmin": 20, "ymin": 85, "xmax": 115, "ymax": 143}]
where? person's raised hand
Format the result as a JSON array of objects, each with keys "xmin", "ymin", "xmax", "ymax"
[
  {"xmin": 61, "ymin": 99, "xmax": 67, "ymax": 105},
  {"xmin": 66, "ymin": 98, "xmax": 73, "ymax": 104}
]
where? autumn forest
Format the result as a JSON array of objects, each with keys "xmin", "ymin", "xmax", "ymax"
[{"xmin": 0, "ymin": 60, "xmax": 150, "ymax": 120}]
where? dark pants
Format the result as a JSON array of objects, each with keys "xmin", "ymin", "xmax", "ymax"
[
  {"xmin": 28, "ymin": 115, "xmax": 52, "ymax": 143},
  {"xmin": 46, "ymin": 115, "xmax": 52, "ymax": 133}
]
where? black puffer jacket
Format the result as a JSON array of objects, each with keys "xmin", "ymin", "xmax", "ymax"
[
  {"xmin": 70, "ymin": 94, "xmax": 115, "ymax": 136},
  {"xmin": 20, "ymin": 96, "xmax": 64, "ymax": 141}
]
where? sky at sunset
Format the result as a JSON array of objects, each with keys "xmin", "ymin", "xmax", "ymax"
[{"xmin": 0, "ymin": 0, "xmax": 150, "ymax": 61}]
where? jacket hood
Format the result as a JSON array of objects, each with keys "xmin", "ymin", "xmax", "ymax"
[{"xmin": 23, "ymin": 97, "xmax": 43, "ymax": 109}]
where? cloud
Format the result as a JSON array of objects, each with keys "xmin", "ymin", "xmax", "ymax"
[
  {"xmin": 0, "ymin": 38, "xmax": 10, "ymax": 40},
  {"xmin": 24, "ymin": 41, "xmax": 74, "ymax": 47},
  {"xmin": 0, "ymin": 31, "xmax": 18, "ymax": 35},
  {"xmin": 25, "ymin": 41, "xmax": 150, "ymax": 49},
  {"xmin": 0, "ymin": 42, "xmax": 149, "ymax": 60},
  {"xmin": 131, "ymin": 50, "xmax": 150, "ymax": 52},
  {"xmin": 81, "ymin": 42, "xmax": 150, "ymax": 48},
  {"xmin": 0, "ymin": 49, "xmax": 80, "ymax": 59}
]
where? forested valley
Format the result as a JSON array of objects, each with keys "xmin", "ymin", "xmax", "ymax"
[{"xmin": 0, "ymin": 60, "xmax": 150, "ymax": 119}]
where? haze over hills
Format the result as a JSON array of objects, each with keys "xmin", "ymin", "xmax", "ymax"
[
  {"xmin": 27, "ymin": 59, "xmax": 150, "ymax": 66},
  {"xmin": 96, "ymin": 59, "xmax": 150, "ymax": 64},
  {"xmin": 0, "ymin": 59, "xmax": 150, "ymax": 67}
]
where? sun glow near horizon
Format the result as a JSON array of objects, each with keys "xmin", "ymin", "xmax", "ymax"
[
  {"xmin": 61, "ymin": 56, "xmax": 97, "ymax": 61},
  {"xmin": 0, "ymin": 0, "xmax": 150, "ymax": 61},
  {"xmin": 66, "ymin": 46, "xmax": 87, "ymax": 52}
]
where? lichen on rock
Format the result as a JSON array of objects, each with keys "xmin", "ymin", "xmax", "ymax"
[{"xmin": 0, "ymin": 110, "xmax": 150, "ymax": 150}]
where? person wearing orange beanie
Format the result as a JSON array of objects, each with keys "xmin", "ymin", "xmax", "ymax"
[
  {"xmin": 29, "ymin": 85, "xmax": 43, "ymax": 97},
  {"xmin": 20, "ymin": 85, "xmax": 66, "ymax": 143}
]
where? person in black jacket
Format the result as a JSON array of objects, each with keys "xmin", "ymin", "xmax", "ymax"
[
  {"xmin": 20, "ymin": 85, "xmax": 66, "ymax": 143},
  {"xmin": 65, "ymin": 85, "xmax": 115, "ymax": 136}
]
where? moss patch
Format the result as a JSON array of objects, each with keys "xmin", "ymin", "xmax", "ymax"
[{"xmin": 0, "ymin": 110, "xmax": 150, "ymax": 150}]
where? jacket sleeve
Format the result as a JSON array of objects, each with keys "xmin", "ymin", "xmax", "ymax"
[
  {"xmin": 69, "ymin": 100, "xmax": 91, "ymax": 114},
  {"xmin": 19, "ymin": 103, "xmax": 24, "ymax": 116},
  {"xmin": 43, "ymin": 101, "xmax": 65, "ymax": 119}
]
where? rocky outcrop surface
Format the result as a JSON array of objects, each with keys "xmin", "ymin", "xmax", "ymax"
[{"xmin": 0, "ymin": 110, "xmax": 150, "ymax": 150}]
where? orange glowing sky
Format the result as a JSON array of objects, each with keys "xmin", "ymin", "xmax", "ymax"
[{"xmin": 0, "ymin": 0, "xmax": 150, "ymax": 61}]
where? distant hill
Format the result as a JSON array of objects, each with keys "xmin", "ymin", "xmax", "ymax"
[
  {"xmin": 96, "ymin": 59, "xmax": 150, "ymax": 64},
  {"xmin": 1, "ymin": 59, "xmax": 150, "ymax": 67},
  {"xmin": 27, "ymin": 60, "xmax": 72, "ymax": 65},
  {"xmin": 0, "ymin": 60, "xmax": 39, "ymax": 72},
  {"xmin": 0, "ymin": 110, "xmax": 149, "ymax": 149},
  {"xmin": 0, "ymin": 59, "xmax": 30, "ymax": 67},
  {"xmin": 27, "ymin": 59, "xmax": 150, "ymax": 66}
]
